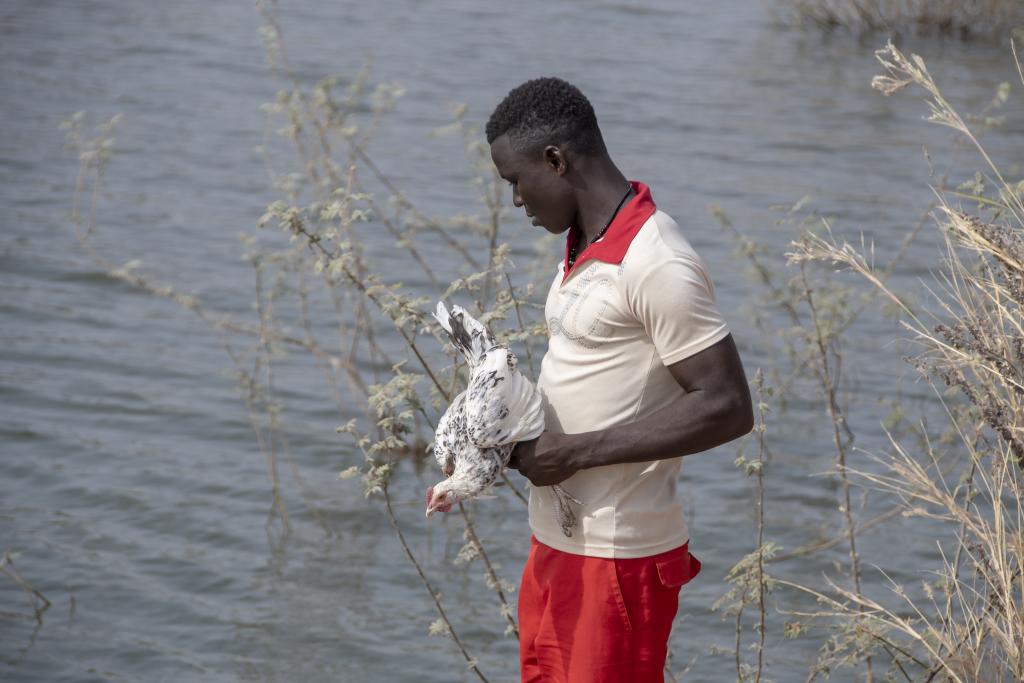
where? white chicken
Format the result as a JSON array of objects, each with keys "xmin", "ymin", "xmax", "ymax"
[{"xmin": 425, "ymin": 302, "xmax": 581, "ymax": 537}]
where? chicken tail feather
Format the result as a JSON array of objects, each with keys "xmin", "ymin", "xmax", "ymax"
[{"xmin": 433, "ymin": 301, "xmax": 497, "ymax": 365}]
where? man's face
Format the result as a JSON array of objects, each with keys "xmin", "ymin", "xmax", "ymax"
[{"xmin": 489, "ymin": 134, "xmax": 575, "ymax": 235}]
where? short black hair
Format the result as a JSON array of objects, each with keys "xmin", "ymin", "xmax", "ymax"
[{"xmin": 485, "ymin": 77, "xmax": 606, "ymax": 156}]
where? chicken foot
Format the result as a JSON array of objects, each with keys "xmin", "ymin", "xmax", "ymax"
[{"xmin": 549, "ymin": 484, "xmax": 582, "ymax": 537}]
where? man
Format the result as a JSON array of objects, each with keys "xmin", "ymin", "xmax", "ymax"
[{"xmin": 485, "ymin": 77, "xmax": 753, "ymax": 683}]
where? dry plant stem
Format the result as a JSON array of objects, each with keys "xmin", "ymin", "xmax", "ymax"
[
  {"xmin": 481, "ymin": 169, "xmax": 503, "ymax": 308},
  {"xmin": 867, "ymin": 633, "xmax": 918, "ymax": 679},
  {"xmin": 777, "ymin": 576, "xmax": 954, "ymax": 679},
  {"xmin": 924, "ymin": 456, "xmax": 979, "ymax": 683},
  {"xmin": 340, "ymin": 144, "xmax": 440, "ymax": 287},
  {"xmin": 1014, "ymin": 37, "xmax": 1024, "ymax": 86},
  {"xmin": 457, "ymin": 502, "xmax": 519, "ymax": 639},
  {"xmin": 344, "ymin": 289, "xmax": 391, "ymax": 389},
  {"xmin": 788, "ymin": 390, "xmax": 1021, "ymax": 681},
  {"xmin": 266, "ymin": 264, "xmax": 337, "ymax": 536},
  {"xmin": 252, "ymin": 261, "xmax": 291, "ymax": 532},
  {"xmin": 69, "ymin": 152, "xmax": 366, "ymax": 403},
  {"xmin": 717, "ymin": 178, "xmax": 932, "ymax": 351},
  {"xmin": 443, "ymin": 115, "xmax": 530, "ymax": 333},
  {"xmin": 335, "ymin": 260, "xmax": 444, "ymax": 397},
  {"xmin": 70, "ymin": 231, "xmax": 360, "ymax": 537},
  {"xmin": 296, "ymin": 264, "xmax": 356, "ymax": 413},
  {"xmin": 279, "ymin": 416, "xmax": 336, "ymax": 536},
  {"xmin": 875, "ymin": 41, "xmax": 1024, "ymax": 223},
  {"xmin": 919, "ymin": 498, "xmax": 1020, "ymax": 681},
  {"xmin": 446, "ymin": 358, "xmax": 464, "ymax": 408},
  {"xmin": 79, "ymin": 240, "xmax": 313, "ymax": 349},
  {"xmin": 768, "ymin": 505, "xmax": 902, "ymax": 564},
  {"xmin": 212, "ymin": 287, "xmax": 308, "ymax": 534},
  {"xmin": 734, "ymin": 587, "xmax": 745, "ymax": 682},
  {"xmin": 350, "ymin": 143, "xmax": 482, "ymax": 270},
  {"xmin": 65, "ymin": 125, "xmax": 353, "ymax": 533},
  {"xmin": 884, "ymin": 643, "xmax": 913, "ymax": 683},
  {"xmin": 799, "ymin": 263, "xmax": 872, "ymax": 682},
  {"xmin": 258, "ymin": 2, "xmax": 401, "ymax": 395},
  {"xmin": 258, "ymin": 0, "xmax": 477, "ymax": 281},
  {"xmin": 754, "ymin": 372, "xmax": 768, "ymax": 683},
  {"xmin": 297, "ymin": 225, "xmax": 452, "ymax": 402},
  {"xmin": 713, "ymin": 207, "xmax": 804, "ymax": 329},
  {"xmin": 792, "ymin": 220, "xmax": 1024, "ymax": 410},
  {"xmin": 501, "ymin": 471, "xmax": 529, "ymax": 508},
  {"xmin": 0, "ymin": 551, "xmax": 51, "ymax": 624},
  {"xmin": 715, "ymin": 201, "xmax": 926, "ymax": 414},
  {"xmin": 350, "ymin": 142, "xmax": 481, "ymax": 268},
  {"xmin": 505, "ymin": 272, "xmax": 536, "ymax": 378},
  {"xmin": 664, "ymin": 644, "xmax": 682, "ymax": 683},
  {"xmin": 365, "ymin": 190, "xmax": 441, "ymax": 287},
  {"xmin": 382, "ymin": 484, "xmax": 491, "ymax": 683}
]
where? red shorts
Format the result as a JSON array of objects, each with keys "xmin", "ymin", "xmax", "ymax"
[{"xmin": 518, "ymin": 535, "xmax": 701, "ymax": 683}]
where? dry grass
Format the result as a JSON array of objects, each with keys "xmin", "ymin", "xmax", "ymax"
[{"xmin": 786, "ymin": 40, "xmax": 1024, "ymax": 682}]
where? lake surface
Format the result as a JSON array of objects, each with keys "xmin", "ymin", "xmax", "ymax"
[{"xmin": 2, "ymin": 1, "xmax": 1022, "ymax": 681}]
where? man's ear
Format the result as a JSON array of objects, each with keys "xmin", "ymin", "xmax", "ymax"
[{"xmin": 543, "ymin": 145, "xmax": 568, "ymax": 175}]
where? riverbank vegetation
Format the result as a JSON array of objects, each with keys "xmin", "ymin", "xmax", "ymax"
[
  {"xmin": 785, "ymin": 41, "xmax": 1024, "ymax": 681},
  {"xmin": 783, "ymin": 0, "xmax": 1024, "ymax": 39},
  {"xmin": 59, "ymin": 1, "xmax": 1023, "ymax": 678}
]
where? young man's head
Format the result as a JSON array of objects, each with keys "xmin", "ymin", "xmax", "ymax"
[{"xmin": 487, "ymin": 77, "xmax": 609, "ymax": 234}]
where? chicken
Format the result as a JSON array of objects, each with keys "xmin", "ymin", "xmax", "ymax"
[{"xmin": 425, "ymin": 302, "xmax": 581, "ymax": 537}]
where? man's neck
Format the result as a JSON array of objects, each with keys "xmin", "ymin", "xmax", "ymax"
[{"xmin": 574, "ymin": 166, "xmax": 633, "ymax": 249}]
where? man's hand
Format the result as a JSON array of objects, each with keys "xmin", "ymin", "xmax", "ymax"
[{"xmin": 509, "ymin": 432, "xmax": 579, "ymax": 487}]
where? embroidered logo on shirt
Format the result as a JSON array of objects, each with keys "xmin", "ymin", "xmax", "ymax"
[{"xmin": 548, "ymin": 268, "xmax": 616, "ymax": 349}]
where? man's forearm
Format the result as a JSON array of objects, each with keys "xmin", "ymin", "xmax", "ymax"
[
  {"xmin": 509, "ymin": 336, "xmax": 754, "ymax": 487},
  {"xmin": 566, "ymin": 388, "xmax": 752, "ymax": 471}
]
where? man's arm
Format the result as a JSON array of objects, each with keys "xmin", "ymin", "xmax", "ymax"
[{"xmin": 510, "ymin": 333, "xmax": 753, "ymax": 487}]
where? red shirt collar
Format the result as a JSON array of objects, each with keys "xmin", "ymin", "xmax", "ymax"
[{"xmin": 562, "ymin": 180, "xmax": 656, "ymax": 282}]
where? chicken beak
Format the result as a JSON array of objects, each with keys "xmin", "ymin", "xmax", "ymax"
[
  {"xmin": 425, "ymin": 486, "xmax": 439, "ymax": 517},
  {"xmin": 425, "ymin": 486, "xmax": 451, "ymax": 517}
]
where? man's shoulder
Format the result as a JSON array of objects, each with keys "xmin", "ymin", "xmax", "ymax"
[{"xmin": 622, "ymin": 209, "xmax": 705, "ymax": 275}]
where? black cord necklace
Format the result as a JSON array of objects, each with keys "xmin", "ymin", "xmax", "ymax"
[{"xmin": 567, "ymin": 181, "xmax": 634, "ymax": 270}]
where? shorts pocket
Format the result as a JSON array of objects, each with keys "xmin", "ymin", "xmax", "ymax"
[{"xmin": 655, "ymin": 549, "xmax": 701, "ymax": 589}]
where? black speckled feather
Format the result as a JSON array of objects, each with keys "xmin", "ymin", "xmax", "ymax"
[{"xmin": 430, "ymin": 301, "xmax": 581, "ymax": 536}]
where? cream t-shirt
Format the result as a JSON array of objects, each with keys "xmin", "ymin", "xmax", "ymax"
[{"xmin": 531, "ymin": 198, "xmax": 730, "ymax": 558}]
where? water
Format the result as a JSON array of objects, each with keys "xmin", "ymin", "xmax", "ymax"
[{"xmin": 2, "ymin": 1, "xmax": 1022, "ymax": 681}]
